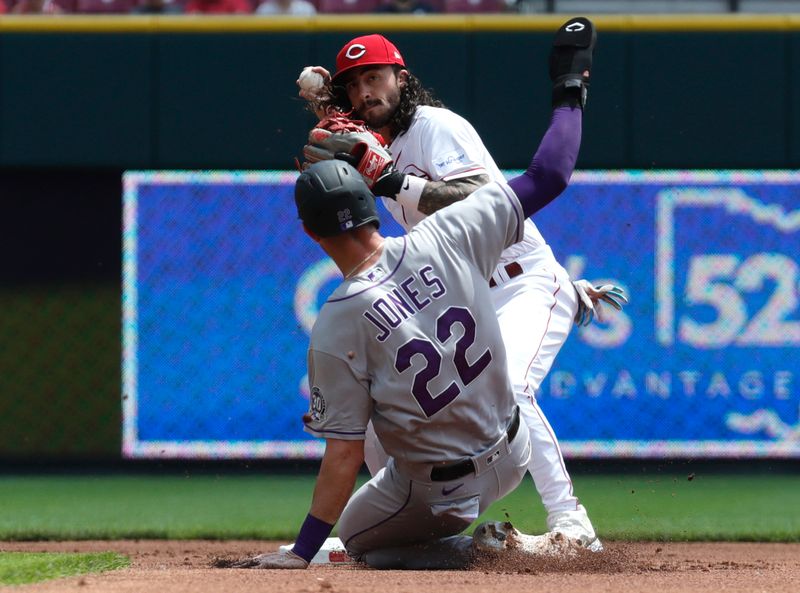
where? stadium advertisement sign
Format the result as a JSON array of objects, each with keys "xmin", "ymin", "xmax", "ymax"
[{"xmin": 123, "ymin": 171, "xmax": 799, "ymax": 458}]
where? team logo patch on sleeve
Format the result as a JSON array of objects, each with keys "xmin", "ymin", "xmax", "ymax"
[
  {"xmin": 309, "ymin": 386, "xmax": 327, "ymax": 422},
  {"xmin": 432, "ymin": 149, "xmax": 467, "ymax": 176}
]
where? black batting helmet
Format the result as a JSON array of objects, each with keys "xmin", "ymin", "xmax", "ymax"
[{"xmin": 295, "ymin": 160, "xmax": 380, "ymax": 237}]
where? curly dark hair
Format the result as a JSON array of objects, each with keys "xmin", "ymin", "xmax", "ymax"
[
  {"xmin": 315, "ymin": 66, "xmax": 445, "ymax": 138},
  {"xmin": 390, "ymin": 70, "xmax": 445, "ymax": 135}
]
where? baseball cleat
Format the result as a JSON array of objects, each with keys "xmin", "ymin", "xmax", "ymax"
[
  {"xmin": 472, "ymin": 521, "xmax": 515, "ymax": 553},
  {"xmin": 585, "ymin": 537, "xmax": 604, "ymax": 553},
  {"xmin": 547, "ymin": 505, "xmax": 604, "ymax": 552},
  {"xmin": 472, "ymin": 521, "xmax": 581, "ymax": 558}
]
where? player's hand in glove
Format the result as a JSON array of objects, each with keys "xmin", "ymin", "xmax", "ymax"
[
  {"xmin": 231, "ymin": 550, "xmax": 309, "ymax": 570},
  {"xmin": 303, "ymin": 113, "xmax": 394, "ymax": 188},
  {"xmin": 333, "ymin": 151, "xmax": 406, "ymax": 199},
  {"xmin": 572, "ymin": 280, "xmax": 628, "ymax": 326},
  {"xmin": 550, "ymin": 17, "xmax": 597, "ymax": 109}
]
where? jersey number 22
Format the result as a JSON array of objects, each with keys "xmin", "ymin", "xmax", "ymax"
[{"xmin": 394, "ymin": 306, "xmax": 492, "ymax": 417}]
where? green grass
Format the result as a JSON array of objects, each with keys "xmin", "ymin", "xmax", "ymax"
[
  {"xmin": 487, "ymin": 473, "xmax": 800, "ymax": 542},
  {"xmin": 0, "ymin": 552, "xmax": 129, "ymax": 585},
  {"xmin": 0, "ymin": 475, "xmax": 315, "ymax": 540},
  {"xmin": 0, "ymin": 473, "xmax": 797, "ymax": 542}
]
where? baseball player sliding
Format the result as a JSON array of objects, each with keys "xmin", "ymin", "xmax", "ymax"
[
  {"xmin": 290, "ymin": 18, "xmax": 626, "ymax": 559},
  {"xmin": 233, "ymin": 18, "xmax": 609, "ymax": 571}
]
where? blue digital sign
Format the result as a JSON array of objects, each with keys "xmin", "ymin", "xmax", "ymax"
[{"xmin": 123, "ymin": 171, "xmax": 800, "ymax": 458}]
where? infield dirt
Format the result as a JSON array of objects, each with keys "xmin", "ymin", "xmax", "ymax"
[{"xmin": 1, "ymin": 540, "xmax": 798, "ymax": 593}]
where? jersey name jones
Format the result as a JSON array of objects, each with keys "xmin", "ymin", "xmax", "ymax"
[{"xmin": 363, "ymin": 265, "xmax": 446, "ymax": 342}]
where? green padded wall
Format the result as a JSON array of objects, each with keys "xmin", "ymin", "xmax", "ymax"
[{"xmin": 0, "ymin": 18, "xmax": 797, "ymax": 170}]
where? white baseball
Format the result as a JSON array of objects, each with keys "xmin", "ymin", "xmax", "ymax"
[{"xmin": 298, "ymin": 68, "xmax": 325, "ymax": 93}]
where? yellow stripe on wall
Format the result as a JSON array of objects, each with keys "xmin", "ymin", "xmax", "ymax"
[{"xmin": 1, "ymin": 14, "xmax": 800, "ymax": 34}]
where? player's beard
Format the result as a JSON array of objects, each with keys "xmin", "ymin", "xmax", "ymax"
[{"xmin": 358, "ymin": 86, "xmax": 402, "ymax": 130}]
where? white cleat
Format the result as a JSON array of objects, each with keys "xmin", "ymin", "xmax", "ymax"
[
  {"xmin": 472, "ymin": 521, "xmax": 581, "ymax": 558},
  {"xmin": 279, "ymin": 537, "xmax": 353, "ymax": 564},
  {"xmin": 547, "ymin": 504, "xmax": 604, "ymax": 552},
  {"xmin": 472, "ymin": 521, "xmax": 516, "ymax": 553}
]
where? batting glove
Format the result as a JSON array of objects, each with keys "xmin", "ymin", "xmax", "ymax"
[
  {"xmin": 550, "ymin": 17, "xmax": 596, "ymax": 109},
  {"xmin": 572, "ymin": 280, "xmax": 628, "ymax": 327},
  {"xmin": 231, "ymin": 550, "xmax": 309, "ymax": 570}
]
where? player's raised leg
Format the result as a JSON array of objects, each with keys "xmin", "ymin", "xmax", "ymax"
[{"xmin": 491, "ymin": 266, "xmax": 601, "ymax": 550}]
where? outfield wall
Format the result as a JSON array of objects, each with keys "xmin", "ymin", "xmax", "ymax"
[
  {"xmin": 1, "ymin": 15, "xmax": 799, "ymax": 459},
  {"xmin": 0, "ymin": 15, "xmax": 798, "ymax": 170}
]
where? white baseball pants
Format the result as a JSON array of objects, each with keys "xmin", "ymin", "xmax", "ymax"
[{"xmin": 490, "ymin": 261, "xmax": 580, "ymax": 515}]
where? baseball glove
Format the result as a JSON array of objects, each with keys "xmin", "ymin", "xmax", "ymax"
[{"xmin": 302, "ymin": 113, "xmax": 393, "ymax": 188}]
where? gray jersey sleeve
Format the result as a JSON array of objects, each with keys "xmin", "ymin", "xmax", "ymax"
[
  {"xmin": 420, "ymin": 181, "xmax": 525, "ymax": 279},
  {"xmin": 303, "ymin": 349, "xmax": 372, "ymax": 440}
]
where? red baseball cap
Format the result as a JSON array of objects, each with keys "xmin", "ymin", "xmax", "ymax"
[{"xmin": 332, "ymin": 34, "xmax": 406, "ymax": 83}]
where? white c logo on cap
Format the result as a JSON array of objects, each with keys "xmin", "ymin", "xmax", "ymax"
[
  {"xmin": 345, "ymin": 44, "xmax": 367, "ymax": 60},
  {"xmin": 565, "ymin": 22, "xmax": 585, "ymax": 32}
]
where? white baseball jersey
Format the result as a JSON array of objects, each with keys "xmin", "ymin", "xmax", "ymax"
[
  {"xmin": 304, "ymin": 181, "xmax": 524, "ymax": 466},
  {"xmin": 383, "ymin": 105, "xmax": 557, "ymax": 269}
]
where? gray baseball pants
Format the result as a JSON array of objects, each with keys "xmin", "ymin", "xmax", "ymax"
[{"xmin": 337, "ymin": 408, "xmax": 531, "ymax": 569}]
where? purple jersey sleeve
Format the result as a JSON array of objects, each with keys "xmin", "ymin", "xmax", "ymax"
[{"xmin": 508, "ymin": 106, "xmax": 582, "ymax": 219}]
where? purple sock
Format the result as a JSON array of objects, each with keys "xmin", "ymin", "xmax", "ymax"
[{"xmin": 508, "ymin": 106, "xmax": 582, "ymax": 218}]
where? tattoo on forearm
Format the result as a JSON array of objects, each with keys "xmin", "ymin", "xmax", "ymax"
[{"xmin": 417, "ymin": 174, "xmax": 491, "ymax": 215}]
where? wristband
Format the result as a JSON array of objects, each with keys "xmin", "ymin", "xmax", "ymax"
[
  {"xmin": 395, "ymin": 175, "xmax": 426, "ymax": 212},
  {"xmin": 292, "ymin": 513, "xmax": 335, "ymax": 563}
]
